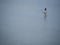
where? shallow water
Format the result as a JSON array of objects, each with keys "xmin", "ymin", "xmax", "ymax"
[{"xmin": 0, "ymin": 0, "xmax": 60, "ymax": 45}]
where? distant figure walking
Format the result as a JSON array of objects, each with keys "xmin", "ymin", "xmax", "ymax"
[
  {"xmin": 43, "ymin": 8, "xmax": 47, "ymax": 20},
  {"xmin": 44, "ymin": 8, "xmax": 47, "ymax": 17}
]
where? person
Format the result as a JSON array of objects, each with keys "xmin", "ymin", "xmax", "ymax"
[
  {"xmin": 43, "ymin": 8, "xmax": 47, "ymax": 21},
  {"xmin": 44, "ymin": 8, "xmax": 47, "ymax": 17}
]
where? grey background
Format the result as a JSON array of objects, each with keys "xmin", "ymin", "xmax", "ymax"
[{"xmin": 0, "ymin": 0, "xmax": 60, "ymax": 45}]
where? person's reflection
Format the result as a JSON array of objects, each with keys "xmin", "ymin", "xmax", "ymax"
[{"xmin": 43, "ymin": 8, "xmax": 47, "ymax": 29}]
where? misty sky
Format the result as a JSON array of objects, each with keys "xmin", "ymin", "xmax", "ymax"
[{"xmin": 0, "ymin": 0, "xmax": 60, "ymax": 45}]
